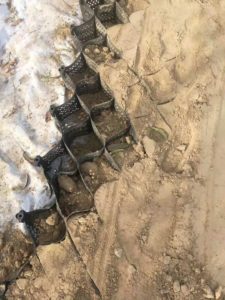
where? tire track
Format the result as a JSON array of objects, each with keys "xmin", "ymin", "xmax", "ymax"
[{"xmin": 89, "ymin": 179, "xmax": 124, "ymax": 296}]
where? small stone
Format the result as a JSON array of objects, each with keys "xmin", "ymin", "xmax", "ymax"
[
  {"xmin": 34, "ymin": 278, "xmax": 42, "ymax": 289},
  {"xmin": 84, "ymin": 48, "xmax": 90, "ymax": 54},
  {"xmin": 181, "ymin": 285, "xmax": 190, "ymax": 296},
  {"xmin": 125, "ymin": 136, "xmax": 131, "ymax": 144},
  {"xmin": 114, "ymin": 248, "xmax": 123, "ymax": 258},
  {"xmin": 58, "ymin": 175, "xmax": 77, "ymax": 193},
  {"xmin": 0, "ymin": 233, "xmax": 4, "ymax": 250},
  {"xmin": 15, "ymin": 260, "xmax": 21, "ymax": 268},
  {"xmin": 46, "ymin": 213, "xmax": 59, "ymax": 226},
  {"xmin": 64, "ymin": 296, "xmax": 74, "ymax": 300},
  {"xmin": 215, "ymin": 286, "xmax": 223, "ymax": 299},
  {"xmin": 141, "ymin": 235, "xmax": 147, "ymax": 243},
  {"xmin": 84, "ymin": 175, "xmax": 92, "ymax": 186},
  {"xmin": 160, "ymin": 289, "xmax": 170, "ymax": 295},
  {"xmin": 165, "ymin": 275, "xmax": 173, "ymax": 282},
  {"xmin": 24, "ymin": 270, "xmax": 33, "ymax": 278},
  {"xmin": 187, "ymin": 254, "xmax": 194, "ymax": 261},
  {"xmin": 203, "ymin": 286, "xmax": 214, "ymax": 299},
  {"xmin": 0, "ymin": 284, "xmax": 5, "ymax": 295},
  {"xmin": 176, "ymin": 144, "xmax": 187, "ymax": 152},
  {"xmin": 17, "ymin": 279, "xmax": 28, "ymax": 290},
  {"xmin": 163, "ymin": 255, "xmax": 171, "ymax": 265},
  {"xmin": 195, "ymin": 268, "xmax": 201, "ymax": 274},
  {"xmin": 80, "ymin": 162, "xmax": 98, "ymax": 176},
  {"xmin": 201, "ymin": 279, "xmax": 205, "ymax": 285},
  {"xmin": 103, "ymin": 47, "xmax": 109, "ymax": 53},
  {"xmin": 94, "ymin": 48, "xmax": 100, "ymax": 54},
  {"xmin": 142, "ymin": 136, "xmax": 156, "ymax": 158},
  {"xmin": 110, "ymin": 51, "xmax": 115, "ymax": 58},
  {"xmin": 173, "ymin": 280, "xmax": 181, "ymax": 293},
  {"xmin": 78, "ymin": 217, "xmax": 86, "ymax": 224},
  {"xmin": 133, "ymin": 142, "xmax": 144, "ymax": 158},
  {"xmin": 0, "ymin": 268, "xmax": 7, "ymax": 282}
]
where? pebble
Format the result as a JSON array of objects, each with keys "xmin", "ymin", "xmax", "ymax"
[
  {"xmin": 58, "ymin": 175, "xmax": 77, "ymax": 193},
  {"xmin": 142, "ymin": 136, "xmax": 156, "ymax": 158},
  {"xmin": 46, "ymin": 213, "xmax": 59, "ymax": 226},
  {"xmin": 0, "ymin": 284, "xmax": 5, "ymax": 295},
  {"xmin": 84, "ymin": 48, "xmax": 90, "ymax": 54},
  {"xmin": 181, "ymin": 285, "xmax": 190, "ymax": 296},
  {"xmin": 94, "ymin": 48, "xmax": 100, "ymax": 54},
  {"xmin": 215, "ymin": 286, "xmax": 223, "ymax": 299},
  {"xmin": 203, "ymin": 285, "xmax": 214, "ymax": 299},
  {"xmin": 173, "ymin": 280, "xmax": 181, "ymax": 293},
  {"xmin": 80, "ymin": 162, "xmax": 98, "ymax": 176},
  {"xmin": 34, "ymin": 278, "xmax": 42, "ymax": 289},
  {"xmin": 24, "ymin": 270, "xmax": 33, "ymax": 278},
  {"xmin": 17, "ymin": 279, "xmax": 28, "ymax": 290},
  {"xmin": 133, "ymin": 142, "xmax": 144, "ymax": 158},
  {"xmin": 78, "ymin": 217, "xmax": 86, "ymax": 224},
  {"xmin": 84, "ymin": 175, "xmax": 92, "ymax": 186},
  {"xmin": 110, "ymin": 51, "xmax": 115, "ymax": 58},
  {"xmin": 0, "ymin": 233, "xmax": 4, "ymax": 250},
  {"xmin": 176, "ymin": 144, "xmax": 187, "ymax": 152},
  {"xmin": 0, "ymin": 268, "xmax": 7, "ymax": 281},
  {"xmin": 15, "ymin": 260, "xmax": 21, "ymax": 268},
  {"xmin": 163, "ymin": 255, "xmax": 171, "ymax": 265},
  {"xmin": 64, "ymin": 296, "xmax": 74, "ymax": 300},
  {"xmin": 114, "ymin": 248, "xmax": 123, "ymax": 258},
  {"xmin": 165, "ymin": 275, "xmax": 173, "ymax": 282},
  {"xmin": 141, "ymin": 235, "xmax": 147, "ymax": 243},
  {"xmin": 103, "ymin": 46, "xmax": 109, "ymax": 53},
  {"xmin": 125, "ymin": 136, "xmax": 131, "ymax": 144}
]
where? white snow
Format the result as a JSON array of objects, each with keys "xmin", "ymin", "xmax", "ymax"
[{"xmin": 0, "ymin": 0, "xmax": 82, "ymax": 229}]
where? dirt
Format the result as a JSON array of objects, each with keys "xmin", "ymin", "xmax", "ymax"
[
  {"xmin": 92, "ymin": 108, "xmax": 130, "ymax": 143},
  {"xmin": 79, "ymin": 89, "xmax": 112, "ymax": 111},
  {"xmin": 58, "ymin": 175, "xmax": 93, "ymax": 217},
  {"xmin": 84, "ymin": 45, "xmax": 116, "ymax": 64},
  {"xmin": 70, "ymin": 132, "xmax": 103, "ymax": 159},
  {"xmin": 0, "ymin": 224, "xmax": 34, "ymax": 283},
  {"xmin": 66, "ymin": 67, "xmax": 96, "ymax": 87},
  {"xmin": 2, "ymin": 0, "xmax": 225, "ymax": 299}
]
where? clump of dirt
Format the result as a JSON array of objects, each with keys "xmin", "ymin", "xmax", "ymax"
[
  {"xmin": 78, "ymin": 88, "xmax": 112, "ymax": 110},
  {"xmin": 68, "ymin": 66, "xmax": 96, "ymax": 86},
  {"xmin": 93, "ymin": 108, "xmax": 130, "ymax": 143},
  {"xmin": 0, "ymin": 224, "xmax": 34, "ymax": 283},
  {"xmin": 5, "ymin": 237, "xmax": 101, "ymax": 300},
  {"xmin": 70, "ymin": 132, "xmax": 103, "ymax": 158},
  {"xmin": 80, "ymin": 158, "xmax": 117, "ymax": 193},
  {"xmin": 155, "ymin": 253, "xmax": 212, "ymax": 300},
  {"xmin": 58, "ymin": 174, "xmax": 93, "ymax": 217},
  {"xmin": 84, "ymin": 45, "xmax": 116, "ymax": 64}
]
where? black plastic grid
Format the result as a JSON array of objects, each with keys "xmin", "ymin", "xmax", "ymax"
[
  {"xmin": 9, "ymin": 0, "xmax": 135, "ymax": 293},
  {"xmin": 59, "ymin": 53, "xmax": 97, "ymax": 91},
  {"xmin": 50, "ymin": 95, "xmax": 91, "ymax": 138},
  {"xmin": 91, "ymin": 106, "xmax": 131, "ymax": 144},
  {"xmin": 71, "ymin": 16, "xmax": 106, "ymax": 51},
  {"xmin": 16, "ymin": 206, "xmax": 66, "ymax": 246},
  {"xmin": 76, "ymin": 74, "xmax": 114, "ymax": 115}
]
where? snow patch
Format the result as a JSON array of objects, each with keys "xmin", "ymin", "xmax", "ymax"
[{"xmin": 0, "ymin": 0, "xmax": 80, "ymax": 229}]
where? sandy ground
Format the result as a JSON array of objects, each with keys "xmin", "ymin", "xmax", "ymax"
[{"xmin": 1, "ymin": 0, "xmax": 225, "ymax": 299}]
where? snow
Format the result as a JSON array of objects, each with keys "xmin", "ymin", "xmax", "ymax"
[{"xmin": 0, "ymin": 0, "xmax": 81, "ymax": 230}]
